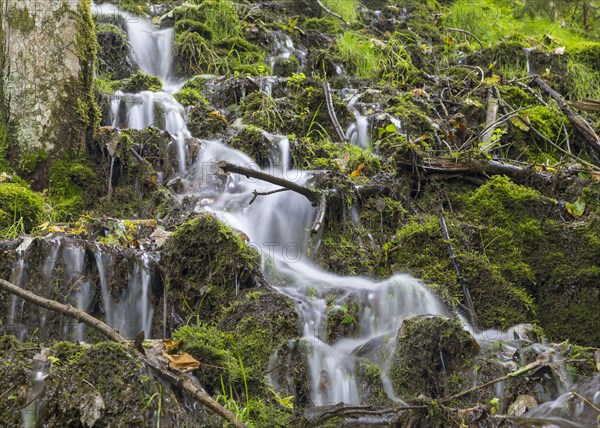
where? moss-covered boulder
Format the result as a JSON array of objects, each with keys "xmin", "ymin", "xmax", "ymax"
[
  {"xmin": 120, "ymin": 70, "xmax": 163, "ymax": 93},
  {"xmin": 388, "ymin": 316, "xmax": 479, "ymax": 401},
  {"xmin": 95, "ymin": 22, "xmax": 135, "ymax": 80},
  {"xmin": 161, "ymin": 213, "xmax": 261, "ymax": 325},
  {"xmin": 0, "ymin": 183, "xmax": 45, "ymax": 232}
]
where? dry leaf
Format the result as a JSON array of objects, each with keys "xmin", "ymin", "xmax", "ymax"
[{"xmin": 163, "ymin": 352, "xmax": 201, "ymax": 371}]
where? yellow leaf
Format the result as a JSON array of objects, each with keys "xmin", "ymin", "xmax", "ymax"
[
  {"xmin": 163, "ymin": 352, "xmax": 201, "ymax": 371},
  {"xmin": 350, "ymin": 163, "xmax": 366, "ymax": 177},
  {"xmin": 483, "ymin": 74, "xmax": 501, "ymax": 85},
  {"xmin": 38, "ymin": 222, "xmax": 50, "ymax": 231},
  {"xmin": 163, "ymin": 338, "xmax": 181, "ymax": 353},
  {"xmin": 510, "ymin": 116, "xmax": 530, "ymax": 132}
]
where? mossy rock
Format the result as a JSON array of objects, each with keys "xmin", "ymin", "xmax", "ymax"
[
  {"xmin": 161, "ymin": 213, "xmax": 261, "ymax": 324},
  {"xmin": 388, "ymin": 316, "xmax": 479, "ymax": 401},
  {"xmin": 229, "ymin": 126, "xmax": 274, "ymax": 166},
  {"xmin": 119, "ymin": 71, "xmax": 163, "ymax": 93},
  {"xmin": 0, "ymin": 335, "xmax": 33, "ymax": 425},
  {"xmin": 95, "ymin": 22, "xmax": 135, "ymax": 80},
  {"xmin": 174, "ymin": 87, "xmax": 210, "ymax": 107},
  {"xmin": 173, "ymin": 31, "xmax": 214, "ymax": 77},
  {"xmin": 187, "ymin": 105, "xmax": 229, "ymax": 138},
  {"xmin": 0, "ymin": 183, "xmax": 45, "ymax": 232},
  {"xmin": 325, "ymin": 291, "xmax": 361, "ymax": 343},
  {"xmin": 40, "ymin": 342, "xmax": 157, "ymax": 425},
  {"xmin": 218, "ymin": 290, "xmax": 299, "ymax": 389},
  {"xmin": 355, "ymin": 359, "xmax": 394, "ymax": 406}
]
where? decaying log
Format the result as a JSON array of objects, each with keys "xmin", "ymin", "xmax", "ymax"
[
  {"xmin": 532, "ymin": 77, "xmax": 600, "ymax": 158},
  {"xmin": 0, "ymin": 278, "xmax": 248, "ymax": 428}
]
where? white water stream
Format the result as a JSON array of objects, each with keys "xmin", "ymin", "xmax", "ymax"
[{"xmin": 14, "ymin": 3, "xmax": 575, "ymax": 411}]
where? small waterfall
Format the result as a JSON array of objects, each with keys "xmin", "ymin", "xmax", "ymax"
[
  {"xmin": 343, "ymin": 91, "xmax": 373, "ymax": 148},
  {"xmin": 267, "ymin": 31, "xmax": 305, "ymax": 73},
  {"xmin": 524, "ymin": 47, "xmax": 535, "ymax": 74},
  {"xmin": 7, "ymin": 236, "xmax": 159, "ymax": 341}
]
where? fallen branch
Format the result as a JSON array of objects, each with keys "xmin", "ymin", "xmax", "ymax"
[
  {"xmin": 439, "ymin": 217, "xmax": 476, "ymax": 326},
  {"xmin": 532, "ymin": 77, "xmax": 600, "ymax": 158},
  {"xmin": 324, "ymin": 81, "xmax": 347, "ymax": 143},
  {"xmin": 0, "ymin": 278, "xmax": 248, "ymax": 428},
  {"xmin": 248, "ymin": 188, "xmax": 290, "ymax": 205},
  {"xmin": 216, "ymin": 160, "xmax": 326, "ymax": 233},
  {"xmin": 217, "ymin": 161, "xmax": 322, "ymax": 203},
  {"xmin": 301, "ymin": 403, "xmax": 427, "ymax": 426},
  {"xmin": 439, "ymin": 362, "xmax": 541, "ymax": 403},
  {"xmin": 393, "ymin": 154, "xmax": 554, "ymax": 185}
]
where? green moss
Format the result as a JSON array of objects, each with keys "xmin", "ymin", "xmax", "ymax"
[
  {"xmin": 383, "ymin": 214, "xmax": 459, "ymax": 298},
  {"xmin": 48, "ymin": 160, "xmax": 99, "ymax": 218},
  {"xmin": 7, "ymin": 5, "xmax": 35, "ymax": 34},
  {"xmin": 174, "ymin": 87, "xmax": 209, "ymax": 107},
  {"xmin": 120, "ymin": 71, "xmax": 163, "ymax": 93},
  {"xmin": 187, "ymin": 104, "xmax": 229, "ymax": 138},
  {"xmin": 355, "ymin": 359, "xmax": 393, "ymax": 405},
  {"xmin": 302, "ymin": 17, "xmax": 343, "ymax": 34},
  {"xmin": 388, "ymin": 316, "xmax": 479, "ymax": 402},
  {"xmin": 386, "ymin": 94, "xmax": 434, "ymax": 139},
  {"xmin": 174, "ymin": 31, "xmax": 216, "ymax": 77},
  {"xmin": 42, "ymin": 342, "xmax": 159, "ymax": 426},
  {"xmin": 95, "ymin": 0, "xmax": 150, "ymax": 16},
  {"xmin": 174, "ymin": 323, "xmax": 245, "ymax": 394},
  {"xmin": 174, "ymin": 19, "xmax": 213, "ymax": 40},
  {"xmin": 0, "ymin": 183, "xmax": 44, "ymax": 232},
  {"xmin": 162, "ymin": 213, "xmax": 261, "ymax": 323},
  {"xmin": 18, "ymin": 147, "xmax": 47, "ymax": 174}
]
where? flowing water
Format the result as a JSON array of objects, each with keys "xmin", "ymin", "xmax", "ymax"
[
  {"xmin": 11, "ymin": 3, "xmax": 583, "ymax": 414},
  {"xmin": 8, "ymin": 235, "xmax": 158, "ymax": 341}
]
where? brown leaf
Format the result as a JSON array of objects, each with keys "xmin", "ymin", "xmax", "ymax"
[{"xmin": 163, "ymin": 352, "xmax": 201, "ymax": 371}]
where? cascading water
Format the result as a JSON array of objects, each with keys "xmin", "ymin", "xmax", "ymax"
[
  {"xmin": 7, "ymin": 235, "xmax": 158, "ymax": 341},
  {"xmin": 90, "ymin": 4, "xmax": 577, "ymax": 412},
  {"xmin": 94, "ymin": 3, "xmax": 190, "ymax": 176}
]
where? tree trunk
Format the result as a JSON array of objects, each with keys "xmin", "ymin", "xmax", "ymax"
[{"xmin": 0, "ymin": 0, "xmax": 97, "ymax": 174}]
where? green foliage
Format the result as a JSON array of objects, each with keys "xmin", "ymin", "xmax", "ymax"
[
  {"xmin": 0, "ymin": 183, "xmax": 44, "ymax": 233},
  {"xmin": 321, "ymin": 0, "xmax": 359, "ymax": 23},
  {"xmin": 182, "ymin": 0, "xmax": 241, "ymax": 41},
  {"xmin": 335, "ymin": 31, "xmax": 382, "ymax": 78},
  {"xmin": 48, "ymin": 160, "xmax": 98, "ymax": 219},
  {"xmin": 174, "ymin": 19, "xmax": 213, "ymax": 40}
]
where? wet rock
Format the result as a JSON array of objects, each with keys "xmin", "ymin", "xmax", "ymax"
[
  {"xmin": 161, "ymin": 213, "xmax": 261, "ymax": 327},
  {"xmin": 388, "ymin": 315, "xmax": 480, "ymax": 401},
  {"xmin": 95, "ymin": 22, "xmax": 136, "ymax": 80},
  {"xmin": 270, "ymin": 338, "xmax": 314, "ymax": 409}
]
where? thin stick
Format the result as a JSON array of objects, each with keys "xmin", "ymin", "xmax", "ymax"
[
  {"xmin": 248, "ymin": 188, "xmax": 290, "ymax": 205},
  {"xmin": 446, "ymin": 27, "xmax": 484, "ymax": 50}
]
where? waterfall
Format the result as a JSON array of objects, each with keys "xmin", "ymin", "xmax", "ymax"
[{"xmin": 92, "ymin": 5, "xmax": 481, "ymax": 407}]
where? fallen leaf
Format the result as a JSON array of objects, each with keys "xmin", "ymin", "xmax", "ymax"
[
  {"xmin": 163, "ymin": 352, "xmax": 201, "ymax": 371},
  {"xmin": 350, "ymin": 163, "xmax": 366, "ymax": 177},
  {"xmin": 566, "ymin": 198, "xmax": 586, "ymax": 218}
]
